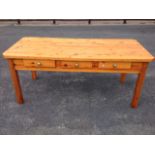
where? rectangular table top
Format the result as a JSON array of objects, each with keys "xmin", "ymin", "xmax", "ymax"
[{"xmin": 3, "ymin": 37, "xmax": 154, "ymax": 62}]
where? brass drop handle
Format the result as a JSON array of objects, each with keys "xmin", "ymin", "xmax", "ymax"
[
  {"xmin": 36, "ymin": 62, "xmax": 41, "ymax": 66},
  {"xmin": 75, "ymin": 63, "xmax": 79, "ymax": 68},
  {"xmin": 113, "ymin": 63, "xmax": 118, "ymax": 68},
  {"xmin": 102, "ymin": 64, "xmax": 105, "ymax": 68}
]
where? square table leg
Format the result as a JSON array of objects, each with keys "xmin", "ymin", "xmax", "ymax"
[
  {"xmin": 8, "ymin": 59, "xmax": 24, "ymax": 104},
  {"xmin": 131, "ymin": 63, "xmax": 148, "ymax": 108},
  {"xmin": 31, "ymin": 71, "xmax": 37, "ymax": 80},
  {"xmin": 120, "ymin": 73, "xmax": 126, "ymax": 84}
]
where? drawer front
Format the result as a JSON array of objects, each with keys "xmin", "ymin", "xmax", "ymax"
[
  {"xmin": 58, "ymin": 61, "xmax": 92, "ymax": 69},
  {"xmin": 99, "ymin": 62, "xmax": 131, "ymax": 69},
  {"xmin": 13, "ymin": 59, "xmax": 23, "ymax": 65},
  {"xmin": 23, "ymin": 60, "xmax": 55, "ymax": 68}
]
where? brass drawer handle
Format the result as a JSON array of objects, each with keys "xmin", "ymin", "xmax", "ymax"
[
  {"xmin": 36, "ymin": 62, "xmax": 41, "ymax": 66},
  {"xmin": 113, "ymin": 63, "xmax": 118, "ymax": 68},
  {"xmin": 74, "ymin": 63, "xmax": 79, "ymax": 68},
  {"xmin": 102, "ymin": 64, "xmax": 105, "ymax": 68}
]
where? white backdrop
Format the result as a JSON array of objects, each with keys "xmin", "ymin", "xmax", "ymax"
[{"xmin": 0, "ymin": 0, "xmax": 155, "ymax": 19}]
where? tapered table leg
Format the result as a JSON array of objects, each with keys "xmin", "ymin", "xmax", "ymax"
[
  {"xmin": 31, "ymin": 71, "xmax": 37, "ymax": 80},
  {"xmin": 131, "ymin": 63, "xmax": 148, "ymax": 108},
  {"xmin": 120, "ymin": 73, "xmax": 126, "ymax": 84},
  {"xmin": 8, "ymin": 60, "xmax": 24, "ymax": 104}
]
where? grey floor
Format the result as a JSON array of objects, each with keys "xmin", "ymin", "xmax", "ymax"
[{"xmin": 0, "ymin": 25, "xmax": 155, "ymax": 134}]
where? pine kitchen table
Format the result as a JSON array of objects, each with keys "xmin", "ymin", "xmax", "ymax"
[{"xmin": 3, "ymin": 37, "xmax": 154, "ymax": 108}]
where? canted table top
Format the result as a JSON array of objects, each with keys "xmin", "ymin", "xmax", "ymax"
[{"xmin": 3, "ymin": 37, "xmax": 154, "ymax": 62}]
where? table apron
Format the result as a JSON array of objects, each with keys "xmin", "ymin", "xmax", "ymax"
[{"xmin": 12, "ymin": 59, "xmax": 145, "ymax": 73}]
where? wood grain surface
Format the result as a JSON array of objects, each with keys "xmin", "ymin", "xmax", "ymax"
[{"xmin": 3, "ymin": 37, "xmax": 154, "ymax": 62}]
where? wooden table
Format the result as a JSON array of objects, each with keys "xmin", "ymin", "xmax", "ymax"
[{"xmin": 3, "ymin": 37, "xmax": 154, "ymax": 108}]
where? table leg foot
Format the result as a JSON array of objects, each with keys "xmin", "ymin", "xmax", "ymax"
[
  {"xmin": 131, "ymin": 104, "xmax": 138, "ymax": 108},
  {"xmin": 8, "ymin": 60, "xmax": 24, "ymax": 104}
]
